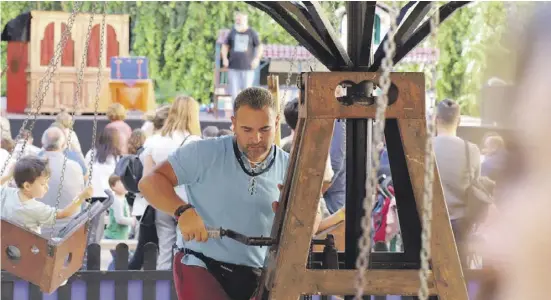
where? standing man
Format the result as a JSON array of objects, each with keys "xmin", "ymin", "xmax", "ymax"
[
  {"xmin": 139, "ymin": 87, "xmax": 291, "ymax": 300},
  {"xmin": 221, "ymin": 12, "xmax": 264, "ymax": 104}
]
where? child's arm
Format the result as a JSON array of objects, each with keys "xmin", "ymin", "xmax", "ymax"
[
  {"xmin": 0, "ymin": 164, "xmax": 15, "ymax": 185},
  {"xmin": 56, "ymin": 186, "xmax": 93, "ymax": 219}
]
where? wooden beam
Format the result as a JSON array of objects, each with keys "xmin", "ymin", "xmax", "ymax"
[
  {"xmin": 300, "ymin": 270, "xmax": 437, "ymax": 295},
  {"xmin": 267, "ymin": 75, "xmax": 281, "ymax": 146}
]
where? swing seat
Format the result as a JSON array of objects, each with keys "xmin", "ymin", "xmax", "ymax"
[{"xmin": 1, "ymin": 189, "xmax": 114, "ymax": 293}]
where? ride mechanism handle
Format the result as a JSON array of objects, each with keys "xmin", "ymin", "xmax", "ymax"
[{"xmin": 205, "ymin": 227, "xmax": 276, "ymax": 247}]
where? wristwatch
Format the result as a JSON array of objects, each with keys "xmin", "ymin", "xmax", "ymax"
[{"xmin": 174, "ymin": 204, "xmax": 194, "ymax": 219}]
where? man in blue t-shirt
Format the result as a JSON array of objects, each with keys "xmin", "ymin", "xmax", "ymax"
[{"xmin": 140, "ymin": 87, "xmax": 288, "ymax": 300}]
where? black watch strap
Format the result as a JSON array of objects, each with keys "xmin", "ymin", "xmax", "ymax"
[{"xmin": 174, "ymin": 204, "xmax": 194, "ymax": 218}]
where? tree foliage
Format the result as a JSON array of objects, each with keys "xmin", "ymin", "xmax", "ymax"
[{"xmin": 0, "ymin": 1, "xmax": 521, "ymax": 116}]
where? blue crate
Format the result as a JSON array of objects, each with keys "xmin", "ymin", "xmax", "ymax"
[{"xmin": 110, "ymin": 56, "xmax": 149, "ymax": 80}]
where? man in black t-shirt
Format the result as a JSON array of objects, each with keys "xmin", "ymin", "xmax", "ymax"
[{"xmin": 221, "ymin": 12, "xmax": 263, "ymax": 104}]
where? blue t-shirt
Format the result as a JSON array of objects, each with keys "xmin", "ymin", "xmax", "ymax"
[{"xmin": 168, "ymin": 135, "xmax": 289, "ymax": 268}]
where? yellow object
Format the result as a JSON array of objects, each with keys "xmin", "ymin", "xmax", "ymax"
[{"xmin": 104, "ymin": 79, "xmax": 156, "ymax": 112}]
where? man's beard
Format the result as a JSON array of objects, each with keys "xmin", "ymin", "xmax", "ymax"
[
  {"xmin": 235, "ymin": 23, "xmax": 247, "ymax": 32},
  {"xmin": 244, "ymin": 143, "xmax": 269, "ymax": 162}
]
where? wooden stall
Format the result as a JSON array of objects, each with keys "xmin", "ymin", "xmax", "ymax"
[{"xmin": 7, "ymin": 11, "xmax": 130, "ymax": 114}]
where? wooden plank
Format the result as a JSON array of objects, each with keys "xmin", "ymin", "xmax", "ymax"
[
  {"xmin": 115, "ymin": 243, "xmax": 129, "ymax": 300},
  {"xmin": 266, "ymin": 118, "xmax": 335, "ymax": 299},
  {"xmin": 300, "ymin": 270, "xmax": 437, "ymax": 295},
  {"xmin": 143, "ymin": 243, "xmax": 158, "ymax": 300},
  {"xmin": 398, "ymin": 118, "xmax": 468, "ymax": 300},
  {"xmin": 86, "ymin": 243, "xmax": 101, "ymax": 300},
  {"xmin": 267, "ymin": 75, "xmax": 282, "ymax": 146},
  {"xmin": 303, "ymin": 72, "xmax": 425, "ymax": 119}
]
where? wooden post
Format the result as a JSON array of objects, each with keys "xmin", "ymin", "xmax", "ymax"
[{"xmin": 267, "ymin": 75, "xmax": 281, "ymax": 147}]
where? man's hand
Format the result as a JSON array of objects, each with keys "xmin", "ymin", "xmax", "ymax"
[
  {"xmin": 222, "ymin": 58, "xmax": 229, "ymax": 68},
  {"xmin": 251, "ymin": 58, "xmax": 260, "ymax": 69},
  {"xmin": 272, "ymin": 184, "xmax": 284, "ymax": 213},
  {"xmin": 178, "ymin": 208, "xmax": 209, "ymax": 243}
]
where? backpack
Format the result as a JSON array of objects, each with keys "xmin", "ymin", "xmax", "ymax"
[
  {"xmin": 115, "ymin": 135, "xmax": 192, "ymax": 194},
  {"xmin": 463, "ymin": 140, "xmax": 495, "ymax": 231},
  {"xmin": 115, "ymin": 146, "xmax": 145, "ymax": 194}
]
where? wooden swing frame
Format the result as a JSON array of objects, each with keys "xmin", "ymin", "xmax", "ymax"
[
  {"xmin": 1, "ymin": 191, "xmax": 114, "ymax": 293},
  {"xmin": 247, "ymin": 1, "xmax": 472, "ymax": 299}
]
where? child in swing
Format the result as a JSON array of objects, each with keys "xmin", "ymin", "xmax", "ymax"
[{"xmin": 0, "ymin": 156, "xmax": 93, "ymax": 235}]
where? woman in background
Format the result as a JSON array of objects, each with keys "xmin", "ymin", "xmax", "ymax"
[
  {"xmin": 85, "ymin": 127, "xmax": 122, "ymax": 244},
  {"xmin": 142, "ymin": 95, "xmax": 201, "ymax": 270}
]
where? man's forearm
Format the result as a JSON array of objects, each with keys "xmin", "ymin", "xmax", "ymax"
[
  {"xmin": 221, "ymin": 45, "xmax": 229, "ymax": 60},
  {"xmin": 139, "ymin": 172, "xmax": 186, "ymax": 216},
  {"xmin": 254, "ymin": 44, "xmax": 263, "ymax": 60}
]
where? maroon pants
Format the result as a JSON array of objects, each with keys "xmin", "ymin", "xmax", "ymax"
[{"xmin": 173, "ymin": 251, "xmax": 231, "ymax": 300}]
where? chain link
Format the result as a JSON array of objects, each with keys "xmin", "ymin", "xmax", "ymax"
[
  {"xmin": 418, "ymin": 3, "xmax": 440, "ymax": 300},
  {"xmin": 85, "ymin": 3, "xmax": 108, "ymax": 246},
  {"xmin": 1, "ymin": 2, "xmax": 82, "ymax": 213},
  {"xmin": 49, "ymin": 3, "xmax": 98, "ymax": 240},
  {"xmin": 278, "ymin": 45, "xmax": 300, "ymax": 115},
  {"xmin": 353, "ymin": 3, "xmax": 398, "ymax": 299}
]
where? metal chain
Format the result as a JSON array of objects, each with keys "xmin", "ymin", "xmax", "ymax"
[
  {"xmin": 85, "ymin": 3, "xmax": 108, "ymax": 247},
  {"xmin": 418, "ymin": 3, "xmax": 439, "ymax": 300},
  {"xmin": 354, "ymin": 3, "xmax": 398, "ymax": 299},
  {"xmin": 279, "ymin": 45, "xmax": 300, "ymax": 114},
  {"xmin": 49, "ymin": 4, "xmax": 98, "ymax": 240},
  {"xmin": 1, "ymin": 2, "xmax": 82, "ymax": 213}
]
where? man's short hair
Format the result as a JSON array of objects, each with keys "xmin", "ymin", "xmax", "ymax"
[
  {"xmin": 202, "ymin": 126, "xmax": 219, "ymax": 138},
  {"xmin": 217, "ymin": 129, "xmax": 233, "ymax": 137},
  {"xmin": 14, "ymin": 156, "xmax": 51, "ymax": 188},
  {"xmin": 233, "ymin": 87, "xmax": 276, "ymax": 115},
  {"xmin": 42, "ymin": 127, "xmax": 66, "ymax": 151},
  {"xmin": 436, "ymin": 98, "xmax": 461, "ymax": 127},
  {"xmin": 108, "ymin": 174, "xmax": 121, "ymax": 188},
  {"xmin": 283, "ymin": 98, "xmax": 299, "ymax": 130}
]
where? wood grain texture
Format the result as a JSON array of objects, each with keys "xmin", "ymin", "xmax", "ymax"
[{"xmin": 303, "ymin": 72, "xmax": 425, "ymax": 119}]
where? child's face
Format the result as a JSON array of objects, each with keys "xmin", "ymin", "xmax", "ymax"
[
  {"xmin": 23, "ymin": 175, "xmax": 50, "ymax": 199},
  {"xmin": 112, "ymin": 181, "xmax": 127, "ymax": 195}
]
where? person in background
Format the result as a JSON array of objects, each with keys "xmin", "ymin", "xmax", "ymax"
[
  {"xmin": 221, "ymin": 12, "xmax": 264, "ymax": 103},
  {"xmin": 433, "ymin": 98, "xmax": 482, "ymax": 266},
  {"xmin": 202, "ymin": 126, "xmax": 219, "ymax": 139},
  {"xmin": 142, "ymin": 95, "xmax": 202, "ymax": 270},
  {"xmin": 13, "ymin": 129, "xmax": 41, "ymax": 157},
  {"xmin": 0, "ymin": 111, "xmax": 11, "ymax": 140},
  {"xmin": 105, "ymin": 103, "xmax": 132, "ymax": 154},
  {"xmin": 105, "ymin": 175, "xmax": 136, "ymax": 270},
  {"xmin": 125, "ymin": 128, "xmax": 147, "ymax": 237},
  {"xmin": 37, "ymin": 127, "xmax": 87, "ymax": 237},
  {"xmin": 85, "ymin": 127, "xmax": 122, "ymax": 244},
  {"xmin": 44, "ymin": 123, "xmax": 87, "ymax": 177},
  {"xmin": 54, "ymin": 108, "xmax": 83, "ymax": 157},
  {"xmin": 1, "ymin": 137, "xmax": 15, "ymax": 154},
  {"xmin": 323, "ymin": 120, "xmax": 346, "ymax": 214},
  {"xmin": 217, "ymin": 129, "xmax": 233, "ymax": 137},
  {"xmin": 481, "ymin": 133, "xmax": 506, "ymax": 182}
]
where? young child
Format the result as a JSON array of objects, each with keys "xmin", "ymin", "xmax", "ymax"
[
  {"xmin": 105, "ymin": 175, "xmax": 136, "ymax": 270},
  {"xmin": 105, "ymin": 174, "xmax": 135, "ymax": 240},
  {"xmin": 0, "ymin": 156, "xmax": 93, "ymax": 234}
]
